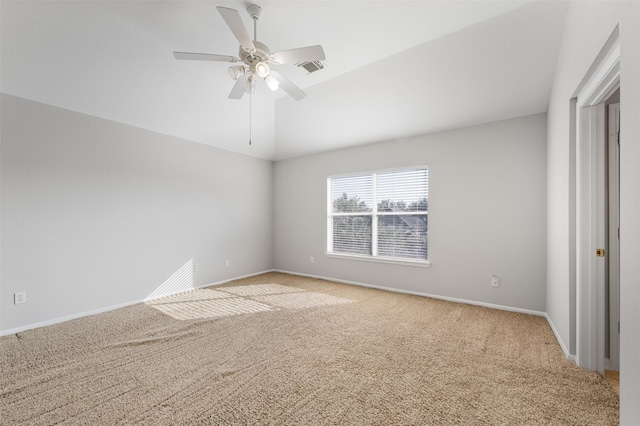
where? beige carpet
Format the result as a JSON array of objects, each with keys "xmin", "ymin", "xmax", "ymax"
[{"xmin": 1, "ymin": 272, "xmax": 619, "ymax": 425}]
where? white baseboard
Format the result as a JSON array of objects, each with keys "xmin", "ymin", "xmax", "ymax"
[
  {"xmin": 274, "ymin": 269, "xmax": 546, "ymax": 317},
  {"xmin": 201, "ymin": 269, "xmax": 276, "ymax": 289},
  {"xmin": 544, "ymin": 313, "xmax": 575, "ymax": 362},
  {"xmin": 1, "ymin": 299, "xmax": 144, "ymax": 337},
  {"xmin": 0, "ymin": 269, "xmax": 274, "ymax": 337}
]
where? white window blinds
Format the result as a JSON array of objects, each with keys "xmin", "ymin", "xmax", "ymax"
[
  {"xmin": 330, "ymin": 174, "xmax": 373, "ymax": 255},
  {"xmin": 328, "ymin": 167, "xmax": 429, "ymax": 263},
  {"xmin": 330, "ymin": 174, "xmax": 373, "ymax": 213}
]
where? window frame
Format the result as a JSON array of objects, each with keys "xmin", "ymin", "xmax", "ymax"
[{"xmin": 326, "ymin": 166, "xmax": 430, "ymax": 268}]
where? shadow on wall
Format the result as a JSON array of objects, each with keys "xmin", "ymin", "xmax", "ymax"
[{"xmin": 145, "ymin": 283, "xmax": 353, "ymax": 321}]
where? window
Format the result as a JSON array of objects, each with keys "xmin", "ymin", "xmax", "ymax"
[{"xmin": 327, "ymin": 167, "xmax": 429, "ymax": 266}]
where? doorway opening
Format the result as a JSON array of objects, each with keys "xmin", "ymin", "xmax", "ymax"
[{"xmin": 572, "ymin": 26, "xmax": 619, "ymax": 376}]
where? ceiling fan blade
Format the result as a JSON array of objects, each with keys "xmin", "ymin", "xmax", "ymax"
[
  {"xmin": 270, "ymin": 45, "xmax": 325, "ymax": 65},
  {"xmin": 229, "ymin": 74, "xmax": 250, "ymax": 100},
  {"xmin": 173, "ymin": 52, "xmax": 240, "ymax": 62},
  {"xmin": 269, "ymin": 70, "xmax": 306, "ymax": 101},
  {"xmin": 217, "ymin": 6, "xmax": 255, "ymax": 52}
]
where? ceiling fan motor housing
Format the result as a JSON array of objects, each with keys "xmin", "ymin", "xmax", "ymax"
[{"xmin": 239, "ymin": 40, "xmax": 271, "ymax": 65}]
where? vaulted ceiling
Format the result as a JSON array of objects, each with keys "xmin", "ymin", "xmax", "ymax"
[{"xmin": 1, "ymin": 1, "xmax": 567, "ymax": 160}]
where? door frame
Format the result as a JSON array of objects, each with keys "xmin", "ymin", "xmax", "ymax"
[
  {"xmin": 573, "ymin": 30, "xmax": 620, "ymax": 373},
  {"xmin": 607, "ymin": 102, "xmax": 620, "ymax": 371}
]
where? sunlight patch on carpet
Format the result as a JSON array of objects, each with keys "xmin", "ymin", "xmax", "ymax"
[
  {"xmin": 145, "ymin": 283, "xmax": 353, "ymax": 320},
  {"xmin": 146, "ymin": 288, "xmax": 233, "ymax": 304},
  {"xmin": 148, "ymin": 297, "xmax": 274, "ymax": 320},
  {"xmin": 254, "ymin": 292, "xmax": 353, "ymax": 309},
  {"xmin": 221, "ymin": 283, "xmax": 304, "ymax": 296}
]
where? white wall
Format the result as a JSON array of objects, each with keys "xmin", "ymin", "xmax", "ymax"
[
  {"xmin": 545, "ymin": 1, "xmax": 640, "ymax": 422},
  {"xmin": 0, "ymin": 94, "xmax": 274, "ymax": 333},
  {"xmin": 274, "ymin": 113, "xmax": 547, "ymax": 312}
]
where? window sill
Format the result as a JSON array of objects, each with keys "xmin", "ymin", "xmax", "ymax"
[{"xmin": 325, "ymin": 252, "xmax": 431, "ymax": 268}]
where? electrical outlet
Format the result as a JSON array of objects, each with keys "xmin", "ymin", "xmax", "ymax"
[
  {"xmin": 491, "ymin": 275, "xmax": 499, "ymax": 288},
  {"xmin": 14, "ymin": 292, "xmax": 26, "ymax": 304},
  {"xmin": 225, "ymin": 260, "xmax": 230, "ymax": 267},
  {"xmin": 194, "ymin": 264, "xmax": 200, "ymax": 272},
  {"xmin": 310, "ymin": 256, "xmax": 315, "ymax": 264}
]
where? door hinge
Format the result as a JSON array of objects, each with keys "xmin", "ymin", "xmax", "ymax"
[{"xmin": 618, "ymin": 321, "xmax": 620, "ymax": 334}]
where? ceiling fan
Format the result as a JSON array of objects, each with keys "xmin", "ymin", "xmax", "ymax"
[{"xmin": 173, "ymin": 4, "xmax": 325, "ymax": 101}]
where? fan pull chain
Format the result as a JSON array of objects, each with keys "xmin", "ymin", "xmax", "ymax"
[{"xmin": 249, "ymin": 92, "xmax": 252, "ymax": 145}]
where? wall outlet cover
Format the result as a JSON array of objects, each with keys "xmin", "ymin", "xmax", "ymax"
[
  {"xmin": 491, "ymin": 275, "xmax": 500, "ymax": 287},
  {"xmin": 14, "ymin": 292, "xmax": 27, "ymax": 304}
]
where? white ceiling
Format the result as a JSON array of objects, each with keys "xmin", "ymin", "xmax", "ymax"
[{"xmin": 1, "ymin": 0, "xmax": 567, "ymax": 161}]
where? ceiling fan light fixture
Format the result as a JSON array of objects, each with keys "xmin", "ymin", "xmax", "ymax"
[
  {"xmin": 176, "ymin": 4, "xmax": 322, "ymax": 101},
  {"xmin": 254, "ymin": 61, "xmax": 270, "ymax": 78},
  {"xmin": 264, "ymin": 75, "xmax": 280, "ymax": 92},
  {"xmin": 228, "ymin": 66, "xmax": 246, "ymax": 80}
]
